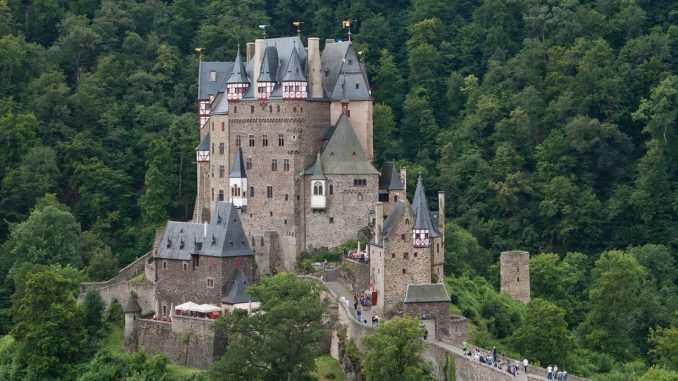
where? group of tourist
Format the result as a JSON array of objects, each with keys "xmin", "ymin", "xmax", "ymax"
[
  {"xmin": 547, "ymin": 365, "xmax": 568, "ymax": 380},
  {"xmin": 353, "ymin": 294, "xmax": 378, "ymax": 326},
  {"xmin": 461, "ymin": 342, "xmax": 529, "ymax": 378}
]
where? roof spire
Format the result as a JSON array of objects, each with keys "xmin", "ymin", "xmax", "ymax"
[
  {"xmin": 311, "ymin": 153, "xmax": 325, "ymax": 180},
  {"xmin": 229, "ymin": 147, "xmax": 247, "ymax": 178},
  {"xmin": 227, "ymin": 45, "xmax": 248, "ymax": 84}
]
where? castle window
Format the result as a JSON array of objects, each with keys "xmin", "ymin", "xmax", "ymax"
[
  {"xmin": 277, "ymin": 105, "xmax": 280, "ymax": 112},
  {"xmin": 262, "ymin": 134, "xmax": 268, "ymax": 146},
  {"xmin": 162, "ymin": 305, "xmax": 167, "ymax": 316},
  {"xmin": 269, "ymin": 211, "xmax": 273, "ymax": 217},
  {"xmin": 219, "ymin": 143, "xmax": 225, "ymax": 155},
  {"xmin": 285, "ymin": 194, "xmax": 289, "ymax": 201},
  {"xmin": 278, "ymin": 134, "xmax": 284, "ymax": 146},
  {"xmin": 250, "ymin": 105, "xmax": 254, "ymax": 113},
  {"xmin": 329, "ymin": 185, "xmax": 333, "ymax": 195},
  {"xmin": 313, "ymin": 183, "xmax": 324, "ymax": 195},
  {"xmin": 357, "ymin": 192, "xmax": 363, "ymax": 201},
  {"xmin": 293, "ymin": 107, "xmax": 297, "ymax": 113},
  {"xmin": 267, "ymin": 186, "xmax": 273, "ymax": 198},
  {"xmin": 271, "ymin": 159, "xmax": 278, "ymax": 171},
  {"xmin": 183, "ymin": 262, "xmax": 187, "ymax": 271},
  {"xmin": 192, "ymin": 254, "xmax": 200, "ymax": 268},
  {"xmin": 300, "ymin": 106, "xmax": 303, "ymax": 113},
  {"xmin": 269, "ymin": 105, "xmax": 272, "ymax": 112},
  {"xmin": 209, "ymin": 70, "xmax": 216, "ymax": 81},
  {"xmin": 414, "ymin": 252, "xmax": 418, "ymax": 258},
  {"xmin": 516, "ymin": 266, "xmax": 520, "ymax": 272},
  {"xmin": 252, "ymin": 237, "xmax": 255, "ymax": 247},
  {"xmin": 517, "ymin": 277, "xmax": 520, "ymax": 282},
  {"xmin": 162, "ymin": 260, "xmax": 167, "ymax": 270},
  {"xmin": 246, "ymin": 158, "xmax": 252, "ymax": 170},
  {"xmin": 391, "ymin": 253, "xmax": 395, "ymax": 258},
  {"xmin": 218, "ymin": 190, "xmax": 224, "ymax": 201},
  {"xmin": 212, "ymin": 122, "xmax": 214, "ymax": 131},
  {"xmin": 402, "ymin": 268, "xmax": 406, "ymax": 274},
  {"xmin": 355, "ymin": 83, "xmax": 359, "ymax": 89},
  {"xmin": 235, "ymin": 135, "xmax": 241, "ymax": 147},
  {"xmin": 212, "ymin": 188, "xmax": 214, "ymax": 201},
  {"xmin": 394, "ymin": 194, "xmax": 398, "ymax": 202},
  {"xmin": 353, "ymin": 179, "xmax": 366, "ymax": 186},
  {"xmin": 219, "ymin": 165, "xmax": 225, "ymax": 178},
  {"xmin": 283, "ymin": 158, "xmax": 290, "ymax": 171},
  {"xmin": 329, "ymin": 217, "xmax": 334, "ymax": 223},
  {"xmin": 404, "ymin": 252, "xmax": 409, "ymax": 259},
  {"xmin": 325, "ymin": 70, "xmax": 329, "ymax": 77},
  {"xmin": 379, "ymin": 193, "xmax": 388, "ymax": 202},
  {"xmin": 401, "ymin": 234, "xmax": 405, "ymax": 241},
  {"xmin": 250, "ymin": 186, "xmax": 254, "ymax": 197},
  {"xmin": 284, "ymin": 219, "xmax": 287, "ymax": 225},
  {"xmin": 261, "ymin": 237, "xmax": 264, "ymax": 246},
  {"xmin": 405, "ymin": 219, "xmax": 410, "ymax": 225},
  {"xmin": 249, "ymin": 135, "xmax": 255, "ymax": 146},
  {"xmin": 234, "ymin": 106, "xmax": 237, "ymax": 113},
  {"xmin": 221, "ymin": 122, "xmax": 225, "ymax": 131},
  {"xmin": 437, "ymin": 244, "xmax": 439, "ymax": 253},
  {"xmin": 229, "ymin": 241, "xmax": 233, "ymax": 247},
  {"xmin": 207, "ymin": 278, "xmax": 214, "ymax": 288},
  {"xmin": 212, "ymin": 143, "xmax": 215, "ymax": 153}
]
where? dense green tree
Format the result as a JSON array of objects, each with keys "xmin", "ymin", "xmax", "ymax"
[
  {"xmin": 78, "ymin": 350, "xmax": 173, "ymax": 381},
  {"xmin": 362, "ymin": 316, "xmax": 433, "ymax": 381},
  {"xmin": 372, "ymin": 103, "xmax": 399, "ymax": 164},
  {"xmin": 578, "ymin": 250, "xmax": 645, "ymax": 361},
  {"xmin": 649, "ymin": 323, "xmax": 678, "ymax": 371},
  {"xmin": 208, "ymin": 273, "xmax": 331, "ymax": 380},
  {"xmin": 139, "ymin": 138, "xmax": 176, "ymax": 230},
  {"xmin": 9, "ymin": 194, "xmax": 82, "ymax": 267},
  {"xmin": 508, "ymin": 298, "xmax": 573, "ymax": 368}
]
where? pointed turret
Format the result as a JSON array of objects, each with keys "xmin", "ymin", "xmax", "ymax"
[
  {"xmin": 310, "ymin": 153, "xmax": 326, "ymax": 209},
  {"xmin": 257, "ymin": 47, "xmax": 278, "ymax": 99},
  {"xmin": 229, "ymin": 147, "xmax": 248, "ymax": 208},
  {"xmin": 282, "ymin": 46, "xmax": 308, "ymax": 99},
  {"xmin": 196, "ymin": 134, "xmax": 210, "ymax": 162},
  {"xmin": 411, "ymin": 176, "xmax": 439, "ymax": 248},
  {"xmin": 226, "ymin": 46, "xmax": 249, "ymax": 101}
]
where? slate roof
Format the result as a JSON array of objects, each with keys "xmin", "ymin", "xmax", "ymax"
[
  {"xmin": 196, "ymin": 133, "xmax": 209, "ymax": 151},
  {"xmin": 321, "ymin": 42, "xmax": 371, "ymax": 101},
  {"xmin": 211, "ymin": 92, "xmax": 228, "ymax": 115},
  {"xmin": 226, "ymin": 46, "xmax": 248, "ymax": 84},
  {"xmin": 379, "ymin": 163, "xmax": 404, "ymax": 192},
  {"xmin": 311, "ymin": 153, "xmax": 326, "ymax": 180},
  {"xmin": 230, "ymin": 147, "xmax": 247, "ymax": 178},
  {"xmin": 281, "ymin": 46, "xmax": 307, "ymax": 82},
  {"xmin": 222, "ymin": 268, "xmax": 253, "ymax": 304},
  {"xmin": 412, "ymin": 177, "xmax": 440, "ymax": 237},
  {"xmin": 155, "ymin": 202, "xmax": 253, "ymax": 260},
  {"xmin": 199, "ymin": 61, "xmax": 233, "ymax": 99},
  {"xmin": 320, "ymin": 114, "xmax": 378, "ymax": 175},
  {"xmin": 123, "ymin": 295, "xmax": 142, "ymax": 313},
  {"xmin": 320, "ymin": 125, "xmax": 336, "ymax": 141},
  {"xmin": 404, "ymin": 284, "xmax": 450, "ymax": 303},
  {"xmin": 258, "ymin": 46, "xmax": 279, "ymax": 82},
  {"xmin": 372, "ymin": 201, "xmax": 405, "ymax": 246}
]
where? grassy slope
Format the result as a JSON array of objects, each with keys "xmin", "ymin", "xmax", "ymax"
[{"xmin": 312, "ymin": 354, "xmax": 346, "ymax": 381}]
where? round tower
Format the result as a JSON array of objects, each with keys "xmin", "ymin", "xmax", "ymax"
[{"xmin": 123, "ymin": 294, "xmax": 142, "ymax": 352}]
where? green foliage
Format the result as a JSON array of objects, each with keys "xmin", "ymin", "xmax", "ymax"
[
  {"xmin": 508, "ymin": 298, "xmax": 573, "ymax": 368},
  {"xmin": 83, "ymin": 289, "xmax": 107, "ymax": 342},
  {"xmin": 208, "ymin": 273, "xmax": 332, "ymax": 381},
  {"xmin": 650, "ymin": 325, "xmax": 678, "ymax": 371},
  {"xmin": 362, "ymin": 316, "xmax": 433, "ymax": 381},
  {"xmin": 78, "ymin": 350, "xmax": 173, "ymax": 381}
]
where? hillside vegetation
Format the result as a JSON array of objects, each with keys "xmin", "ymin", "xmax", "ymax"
[{"xmin": 0, "ymin": 0, "xmax": 676, "ymax": 379}]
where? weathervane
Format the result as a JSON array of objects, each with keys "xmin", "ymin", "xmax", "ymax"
[
  {"xmin": 292, "ymin": 21, "xmax": 304, "ymax": 35},
  {"xmin": 342, "ymin": 19, "xmax": 358, "ymax": 41},
  {"xmin": 258, "ymin": 24, "xmax": 269, "ymax": 39}
]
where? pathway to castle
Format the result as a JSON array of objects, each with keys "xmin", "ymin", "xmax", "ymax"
[{"xmin": 324, "ymin": 279, "xmax": 548, "ymax": 381}]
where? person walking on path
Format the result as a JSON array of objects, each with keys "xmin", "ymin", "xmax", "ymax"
[
  {"xmin": 547, "ymin": 365, "xmax": 553, "ymax": 380},
  {"xmin": 462, "ymin": 340, "xmax": 467, "ymax": 353},
  {"xmin": 523, "ymin": 358, "xmax": 528, "ymax": 374},
  {"xmin": 493, "ymin": 346, "xmax": 498, "ymax": 361}
]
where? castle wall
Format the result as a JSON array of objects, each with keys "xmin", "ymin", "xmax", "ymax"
[
  {"xmin": 207, "ymin": 113, "xmax": 230, "ymax": 214},
  {"xmin": 303, "ymin": 174, "xmax": 378, "ymax": 252},
  {"xmin": 368, "ymin": 244, "xmax": 385, "ymax": 311},
  {"xmin": 500, "ymin": 251, "xmax": 530, "ymax": 303},
  {"xmin": 135, "ymin": 317, "xmax": 225, "ymax": 369},
  {"xmin": 339, "ymin": 260, "xmax": 370, "ymax": 295},
  {"xmin": 155, "ymin": 255, "xmax": 255, "ymax": 317},
  {"xmin": 403, "ymin": 301, "xmax": 451, "ymax": 341}
]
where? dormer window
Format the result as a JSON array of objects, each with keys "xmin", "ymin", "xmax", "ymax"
[
  {"xmin": 166, "ymin": 239, "xmax": 172, "ymax": 248},
  {"xmin": 180, "ymin": 239, "xmax": 185, "ymax": 249},
  {"xmin": 217, "ymin": 214, "xmax": 222, "ymax": 224},
  {"xmin": 209, "ymin": 71, "xmax": 216, "ymax": 82},
  {"xmin": 348, "ymin": 59, "xmax": 353, "ymax": 65},
  {"xmin": 211, "ymin": 235, "xmax": 216, "ymax": 245}
]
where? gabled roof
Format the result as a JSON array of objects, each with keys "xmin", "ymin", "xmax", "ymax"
[
  {"xmin": 282, "ymin": 46, "xmax": 307, "ymax": 82},
  {"xmin": 379, "ymin": 163, "xmax": 404, "ymax": 191},
  {"xmin": 196, "ymin": 133, "xmax": 209, "ymax": 151},
  {"xmin": 373, "ymin": 201, "xmax": 406, "ymax": 246},
  {"xmin": 404, "ymin": 284, "xmax": 450, "ymax": 303},
  {"xmin": 230, "ymin": 147, "xmax": 247, "ymax": 178},
  {"xmin": 222, "ymin": 268, "xmax": 253, "ymax": 304},
  {"xmin": 412, "ymin": 177, "xmax": 440, "ymax": 237},
  {"xmin": 321, "ymin": 42, "xmax": 371, "ymax": 101},
  {"xmin": 155, "ymin": 202, "xmax": 253, "ymax": 260},
  {"xmin": 199, "ymin": 61, "xmax": 233, "ymax": 99},
  {"xmin": 258, "ymin": 46, "xmax": 279, "ymax": 82},
  {"xmin": 226, "ymin": 46, "xmax": 248, "ymax": 84},
  {"xmin": 211, "ymin": 92, "xmax": 228, "ymax": 115},
  {"xmin": 320, "ymin": 42, "xmax": 350, "ymax": 98},
  {"xmin": 311, "ymin": 153, "xmax": 326, "ymax": 180},
  {"xmin": 320, "ymin": 115, "xmax": 378, "ymax": 175}
]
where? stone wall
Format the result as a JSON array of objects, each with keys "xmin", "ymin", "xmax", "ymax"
[
  {"xmin": 403, "ymin": 301, "xmax": 451, "ymax": 341},
  {"xmin": 135, "ymin": 316, "xmax": 225, "ymax": 369},
  {"xmin": 339, "ymin": 259, "xmax": 370, "ymax": 294},
  {"xmin": 452, "ymin": 351, "xmax": 514, "ymax": 381},
  {"xmin": 500, "ymin": 250, "xmax": 530, "ymax": 303},
  {"xmin": 446, "ymin": 316, "xmax": 469, "ymax": 347}
]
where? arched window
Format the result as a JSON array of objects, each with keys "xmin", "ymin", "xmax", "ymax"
[
  {"xmin": 313, "ymin": 184, "xmax": 319, "ymax": 195},
  {"xmin": 318, "ymin": 184, "xmax": 323, "ymax": 195},
  {"xmin": 405, "ymin": 219, "xmax": 410, "ymax": 225}
]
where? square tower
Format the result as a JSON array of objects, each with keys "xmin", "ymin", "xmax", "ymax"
[{"xmin": 500, "ymin": 250, "xmax": 530, "ymax": 303}]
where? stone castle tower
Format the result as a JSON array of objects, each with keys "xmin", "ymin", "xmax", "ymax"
[
  {"xmin": 500, "ymin": 250, "xmax": 530, "ymax": 303},
  {"xmin": 194, "ymin": 36, "xmax": 377, "ymax": 272}
]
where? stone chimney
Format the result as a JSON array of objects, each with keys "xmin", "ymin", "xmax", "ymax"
[
  {"xmin": 438, "ymin": 191, "xmax": 445, "ymax": 235},
  {"xmin": 307, "ymin": 37, "xmax": 323, "ymax": 98},
  {"xmin": 253, "ymin": 39, "xmax": 266, "ymax": 97},
  {"xmin": 246, "ymin": 42, "xmax": 255, "ymax": 63},
  {"xmin": 375, "ymin": 202, "xmax": 383, "ymax": 243},
  {"xmin": 400, "ymin": 167, "xmax": 407, "ymax": 194}
]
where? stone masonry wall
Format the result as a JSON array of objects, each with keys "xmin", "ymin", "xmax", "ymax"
[
  {"xmin": 303, "ymin": 174, "xmax": 378, "ymax": 252},
  {"xmin": 452, "ymin": 351, "xmax": 513, "ymax": 381},
  {"xmin": 500, "ymin": 250, "xmax": 530, "ymax": 303},
  {"xmin": 81, "ymin": 280, "xmax": 157, "ymax": 314},
  {"xmin": 447, "ymin": 316, "xmax": 469, "ymax": 347},
  {"xmin": 136, "ymin": 317, "xmax": 225, "ymax": 369},
  {"xmin": 339, "ymin": 260, "xmax": 370, "ymax": 295},
  {"xmin": 404, "ymin": 301, "xmax": 450, "ymax": 341}
]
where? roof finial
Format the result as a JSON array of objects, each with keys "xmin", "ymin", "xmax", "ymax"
[
  {"xmin": 293, "ymin": 21, "xmax": 303, "ymax": 36},
  {"xmin": 258, "ymin": 24, "xmax": 269, "ymax": 39}
]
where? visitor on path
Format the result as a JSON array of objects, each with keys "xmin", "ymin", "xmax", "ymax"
[
  {"xmin": 357, "ymin": 309, "xmax": 361, "ymax": 320},
  {"xmin": 563, "ymin": 370, "xmax": 568, "ymax": 381},
  {"xmin": 353, "ymin": 301, "xmax": 357, "ymax": 310},
  {"xmin": 523, "ymin": 358, "xmax": 528, "ymax": 374},
  {"xmin": 493, "ymin": 346, "xmax": 498, "ymax": 361},
  {"xmin": 554, "ymin": 365, "xmax": 559, "ymax": 378},
  {"xmin": 547, "ymin": 365, "xmax": 553, "ymax": 380},
  {"xmin": 515, "ymin": 360, "xmax": 521, "ymax": 375},
  {"xmin": 462, "ymin": 340, "xmax": 467, "ymax": 353}
]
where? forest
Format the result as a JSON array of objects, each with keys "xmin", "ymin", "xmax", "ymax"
[{"xmin": 0, "ymin": 0, "xmax": 675, "ymax": 379}]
